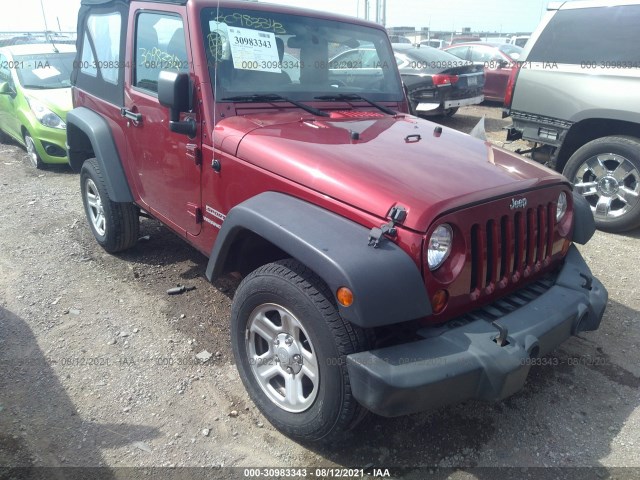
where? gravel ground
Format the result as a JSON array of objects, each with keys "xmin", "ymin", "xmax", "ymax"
[{"xmin": 0, "ymin": 104, "xmax": 639, "ymax": 479}]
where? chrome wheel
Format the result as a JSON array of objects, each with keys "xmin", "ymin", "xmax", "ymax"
[
  {"xmin": 245, "ymin": 303, "xmax": 319, "ymax": 413},
  {"xmin": 573, "ymin": 153, "xmax": 640, "ymax": 221},
  {"xmin": 85, "ymin": 178, "xmax": 106, "ymax": 236},
  {"xmin": 24, "ymin": 135, "xmax": 39, "ymax": 168}
]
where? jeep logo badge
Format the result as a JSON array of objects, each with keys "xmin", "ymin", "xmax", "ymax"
[{"xmin": 510, "ymin": 198, "xmax": 528, "ymax": 210}]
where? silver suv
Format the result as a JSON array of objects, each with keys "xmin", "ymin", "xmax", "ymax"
[{"xmin": 505, "ymin": 0, "xmax": 640, "ymax": 232}]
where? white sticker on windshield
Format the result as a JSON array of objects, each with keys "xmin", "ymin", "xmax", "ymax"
[
  {"xmin": 32, "ymin": 66, "xmax": 61, "ymax": 80},
  {"xmin": 228, "ymin": 26, "xmax": 280, "ymax": 72}
]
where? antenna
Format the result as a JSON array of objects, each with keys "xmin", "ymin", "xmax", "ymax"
[
  {"xmin": 39, "ymin": 0, "xmax": 50, "ymax": 32},
  {"xmin": 211, "ymin": 0, "xmax": 221, "ymax": 169},
  {"xmin": 39, "ymin": 0, "xmax": 59, "ymax": 52}
]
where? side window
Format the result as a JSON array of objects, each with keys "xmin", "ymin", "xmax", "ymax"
[
  {"xmin": 446, "ymin": 46, "xmax": 468, "ymax": 61},
  {"xmin": 331, "ymin": 49, "xmax": 364, "ymax": 69},
  {"xmin": 85, "ymin": 12, "xmax": 121, "ymax": 84},
  {"xmin": 80, "ymin": 33, "xmax": 98, "ymax": 78},
  {"xmin": 135, "ymin": 13, "xmax": 187, "ymax": 93},
  {"xmin": 361, "ymin": 50, "xmax": 381, "ymax": 68},
  {"xmin": 74, "ymin": 3, "xmax": 127, "ymax": 106},
  {"xmin": 529, "ymin": 5, "xmax": 640, "ymax": 64},
  {"xmin": 469, "ymin": 47, "xmax": 493, "ymax": 63}
]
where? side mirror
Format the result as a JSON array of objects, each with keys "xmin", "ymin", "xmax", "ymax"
[
  {"xmin": 158, "ymin": 70, "xmax": 196, "ymax": 137},
  {"xmin": 497, "ymin": 59, "xmax": 510, "ymax": 69}
]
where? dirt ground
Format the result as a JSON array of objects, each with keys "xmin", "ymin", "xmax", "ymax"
[{"xmin": 1, "ymin": 104, "xmax": 639, "ymax": 479}]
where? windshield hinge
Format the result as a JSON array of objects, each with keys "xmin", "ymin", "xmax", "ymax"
[
  {"xmin": 368, "ymin": 206, "xmax": 407, "ymax": 248},
  {"xmin": 186, "ymin": 144, "xmax": 201, "ymax": 166}
]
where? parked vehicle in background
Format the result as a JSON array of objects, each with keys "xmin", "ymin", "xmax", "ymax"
[
  {"xmin": 445, "ymin": 42, "xmax": 523, "ymax": 102},
  {"xmin": 419, "ymin": 39, "xmax": 449, "ymax": 49},
  {"xmin": 505, "ymin": 0, "xmax": 640, "ymax": 232},
  {"xmin": 69, "ymin": 0, "xmax": 606, "ymax": 444},
  {"xmin": 450, "ymin": 35, "xmax": 481, "ymax": 45},
  {"xmin": 0, "ymin": 43, "xmax": 74, "ymax": 168},
  {"xmin": 388, "ymin": 35, "xmax": 412, "ymax": 44},
  {"xmin": 389, "ymin": 44, "xmax": 484, "ymax": 116},
  {"xmin": 0, "ymin": 32, "xmax": 76, "ymax": 48},
  {"xmin": 509, "ymin": 35, "xmax": 530, "ymax": 48}
]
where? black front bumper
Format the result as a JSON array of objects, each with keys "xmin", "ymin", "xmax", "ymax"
[{"xmin": 346, "ymin": 245, "xmax": 607, "ymax": 417}]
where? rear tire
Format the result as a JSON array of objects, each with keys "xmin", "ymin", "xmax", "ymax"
[
  {"xmin": 80, "ymin": 158, "xmax": 139, "ymax": 252},
  {"xmin": 563, "ymin": 136, "xmax": 640, "ymax": 232},
  {"xmin": 231, "ymin": 259, "xmax": 370, "ymax": 443}
]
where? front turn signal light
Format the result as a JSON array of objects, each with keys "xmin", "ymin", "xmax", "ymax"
[
  {"xmin": 337, "ymin": 287, "xmax": 354, "ymax": 307},
  {"xmin": 432, "ymin": 289, "xmax": 449, "ymax": 314}
]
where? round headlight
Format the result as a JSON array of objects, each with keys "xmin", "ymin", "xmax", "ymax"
[
  {"xmin": 427, "ymin": 224, "xmax": 453, "ymax": 271},
  {"xmin": 556, "ymin": 192, "xmax": 568, "ymax": 221}
]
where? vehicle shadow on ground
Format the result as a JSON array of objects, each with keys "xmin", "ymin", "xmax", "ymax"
[
  {"xmin": 0, "ymin": 138, "xmax": 75, "ymax": 175},
  {"xmin": 0, "ymin": 307, "xmax": 161, "ymax": 477},
  {"xmin": 118, "ymin": 218, "xmax": 208, "ymax": 276},
  {"xmin": 306, "ymin": 299, "xmax": 638, "ymax": 476},
  {"xmin": 614, "ymin": 228, "xmax": 640, "ymax": 239}
]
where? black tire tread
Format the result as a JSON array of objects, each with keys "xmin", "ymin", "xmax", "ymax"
[
  {"xmin": 81, "ymin": 158, "xmax": 139, "ymax": 252},
  {"xmin": 235, "ymin": 258, "xmax": 370, "ymax": 442}
]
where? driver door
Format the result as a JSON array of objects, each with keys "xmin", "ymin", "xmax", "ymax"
[{"xmin": 124, "ymin": 9, "xmax": 202, "ymax": 237}]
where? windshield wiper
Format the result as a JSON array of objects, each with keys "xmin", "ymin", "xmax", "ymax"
[
  {"xmin": 221, "ymin": 94, "xmax": 329, "ymax": 117},
  {"xmin": 22, "ymin": 85, "xmax": 60, "ymax": 90},
  {"xmin": 314, "ymin": 94, "xmax": 397, "ymax": 116}
]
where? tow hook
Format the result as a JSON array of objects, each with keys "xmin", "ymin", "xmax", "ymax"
[
  {"xmin": 492, "ymin": 321, "xmax": 509, "ymax": 347},
  {"xmin": 579, "ymin": 273, "xmax": 593, "ymax": 291}
]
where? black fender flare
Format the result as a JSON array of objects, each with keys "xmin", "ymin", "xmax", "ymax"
[
  {"xmin": 205, "ymin": 192, "xmax": 432, "ymax": 328},
  {"xmin": 66, "ymin": 107, "xmax": 133, "ymax": 202},
  {"xmin": 572, "ymin": 191, "xmax": 595, "ymax": 245}
]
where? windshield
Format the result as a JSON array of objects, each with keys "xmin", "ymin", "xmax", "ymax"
[
  {"xmin": 14, "ymin": 52, "xmax": 74, "ymax": 89},
  {"xmin": 201, "ymin": 8, "xmax": 403, "ymax": 102}
]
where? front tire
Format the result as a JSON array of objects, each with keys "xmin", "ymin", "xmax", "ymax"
[
  {"xmin": 231, "ymin": 259, "xmax": 370, "ymax": 442},
  {"xmin": 24, "ymin": 132, "xmax": 44, "ymax": 169},
  {"xmin": 563, "ymin": 136, "xmax": 640, "ymax": 232},
  {"xmin": 80, "ymin": 158, "xmax": 139, "ymax": 252}
]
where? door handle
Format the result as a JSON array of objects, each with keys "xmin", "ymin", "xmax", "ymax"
[{"xmin": 120, "ymin": 108, "xmax": 142, "ymax": 124}]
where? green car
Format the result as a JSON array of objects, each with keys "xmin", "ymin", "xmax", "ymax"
[{"xmin": 0, "ymin": 43, "xmax": 75, "ymax": 168}]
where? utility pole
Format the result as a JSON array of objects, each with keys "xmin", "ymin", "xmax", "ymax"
[{"xmin": 382, "ymin": 0, "xmax": 387, "ymax": 27}]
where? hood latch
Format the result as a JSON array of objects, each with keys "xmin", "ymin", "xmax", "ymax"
[{"xmin": 368, "ymin": 206, "xmax": 407, "ymax": 248}]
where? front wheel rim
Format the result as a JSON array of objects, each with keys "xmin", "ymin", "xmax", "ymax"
[
  {"xmin": 85, "ymin": 179, "xmax": 106, "ymax": 236},
  {"xmin": 573, "ymin": 153, "xmax": 640, "ymax": 221},
  {"xmin": 25, "ymin": 135, "xmax": 38, "ymax": 168},
  {"xmin": 245, "ymin": 303, "xmax": 319, "ymax": 413}
]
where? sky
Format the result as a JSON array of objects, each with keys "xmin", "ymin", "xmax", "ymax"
[{"xmin": 0, "ymin": 0, "xmax": 553, "ymax": 34}]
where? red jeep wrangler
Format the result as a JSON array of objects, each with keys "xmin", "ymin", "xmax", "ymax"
[{"xmin": 67, "ymin": 0, "xmax": 607, "ymax": 442}]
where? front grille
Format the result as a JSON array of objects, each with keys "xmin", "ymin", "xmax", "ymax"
[{"xmin": 469, "ymin": 203, "xmax": 556, "ymax": 298}]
